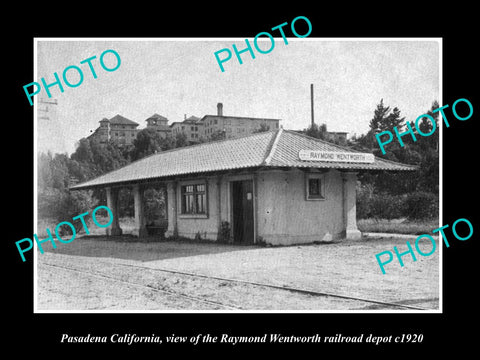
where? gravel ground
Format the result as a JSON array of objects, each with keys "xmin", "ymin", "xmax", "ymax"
[{"xmin": 36, "ymin": 235, "xmax": 440, "ymax": 311}]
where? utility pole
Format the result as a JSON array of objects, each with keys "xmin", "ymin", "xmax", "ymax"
[
  {"xmin": 310, "ymin": 83, "xmax": 314, "ymax": 126},
  {"xmin": 38, "ymin": 98, "xmax": 58, "ymax": 121}
]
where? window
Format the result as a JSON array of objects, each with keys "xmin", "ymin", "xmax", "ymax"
[
  {"xmin": 306, "ymin": 174, "xmax": 325, "ymax": 200},
  {"xmin": 181, "ymin": 184, "xmax": 207, "ymax": 214},
  {"xmin": 214, "ymin": 119, "xmax": 218, "ymax": 125}
]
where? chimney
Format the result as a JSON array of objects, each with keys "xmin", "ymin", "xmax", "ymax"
[
  {"xmin": 217, "ymin": 102, "xmax": 223, "ymax": 116},
  {"xmin": 310, "ymin": 84, "xmax": 314, "ymax": 126}
]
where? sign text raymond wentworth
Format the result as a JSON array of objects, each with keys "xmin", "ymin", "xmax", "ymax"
[{"xmin": 298, "ymin": 150, "xmax": 375, "ymax": 163}]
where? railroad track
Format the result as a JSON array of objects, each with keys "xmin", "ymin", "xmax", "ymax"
[
  {"xmin": 41, "ymin": 262, "xmax": 240, "ymax": 310},
  {"xmin": 40, "ymin": 260, "xmax": 433, "ymax": 311},
  {"xmin": 113, "ymin": 262, "xmax": 431, "ymax": 311}
]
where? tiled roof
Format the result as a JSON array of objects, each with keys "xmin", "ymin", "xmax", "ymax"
[
  {"xmin": 185, "ymin": 115, "xmax": 200, "ymax": 122},
  {"xmin": 147, "ymin": 113, "xmax": 168, "ymax": 121},
  {"xmin": 109, "ymin": 114, "xmax": 139, "ymax": 126},
  {"xmin": 266, "ymin": 130, "xmax": 415, "ymax": 171},
  {"xmin": 71, "ymin": 129, "xmax": 416, "ymax": 190}
]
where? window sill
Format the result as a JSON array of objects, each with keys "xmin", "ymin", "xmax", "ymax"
[
  {"xmin": 178, "ymin": 214, "xmax": 209, "ymax": 219},
  {"xmin": 306, "ymin": 197, "xmax": 326, "ymax": 201}
]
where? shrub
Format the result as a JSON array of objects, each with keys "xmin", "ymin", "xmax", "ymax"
[
  {"xmin": 217, "ymin": 221, "xmax": 232, "ymax": 243},
  {"xmin": 356, "ymin": 184, "xmax": 404, "ymax": 219},
  {"xmin": 38, "ymin": 188, "xmax": 99, "ymax": 234},
  {"xmin": 403, "ymin": 191, "xmax": 439, "ymax": 220},
  {"xmin": 357, "ymin": 185, "xmax": 439, "ymax": 221},
  {"xmin": 144, "ymin": 188, "xmax": 166, "ymax": 222},
  {"xmin": 356, "ymin": 184, "xmax": 374, "ymax": 219},
  {"xmin": 194, "ymin": 231, "xmax": 203, "ymax": 241},
  {"xmin": 369, "ymin": 193, "xmax": 404, "ymax": 220}
]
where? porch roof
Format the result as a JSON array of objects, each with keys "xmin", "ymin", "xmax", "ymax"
[{"xmin": 71, "ymin": 128, "xmax": 416, "ymax": 190}]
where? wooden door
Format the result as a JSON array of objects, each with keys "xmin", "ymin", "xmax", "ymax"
[{"xmin": 232, "ymin": 180, "xmax": 254, "ymax": 244}]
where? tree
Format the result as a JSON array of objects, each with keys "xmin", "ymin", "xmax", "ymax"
[
  {"xmin": 174, "ymin": 132, "xmax": 189, "ymax": 148},
  {"xmin": 416, "ymin": 100, "xmax": 439, "ymax": 152},
  {"xmin": 209, "ymin": 130, "xmax": 226, "ymax": 141},
  {"xmin": 384, "ymin": 107, "xmax": 405, "ymax": 131},
  {"xmin": 37, "ymin": 150, "xmax": 99, "ymax": 225},
  {"xmin": 364, "ymin": 100, "xmax": 409, "ymax": 161},
  {"xmin": 71, "ymin": 138, "xmax": 94, "ymax": 164},
  {"xmin": 49, "ymin": 153, "xmax": 71, "ymax": 191},
  {"xmin": 304, "ymin": 123, "xmax": 327, "ymax": 140},
  {"xmin": 90, "ymin": 140, "xmax": 129, "ymax": 173},
  {"xmin": 55, "ymin": 190, "xmax": 99, "ymax": 234},
  {"xmin": 369, "ymin": 99, "xmax": 390, "ymax": 133},
  {"xmin": 355, "ymin": 129, "xmax": 378, "ymax": 150},
  {"xmin": 253, "ymin": 123, "xmax": 271, "ymax": 133},
  {"xmin": 130, "ymin": 128, "xmax": 164, "ymax": 161},
  {"xmin": 38, "ymin": 152, "xmax": 54, "ymax": 191}
]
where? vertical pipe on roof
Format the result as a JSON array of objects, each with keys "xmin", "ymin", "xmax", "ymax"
[{"xmin": 311, "ymin": 83, "xmax": 314, "ymax": 126}]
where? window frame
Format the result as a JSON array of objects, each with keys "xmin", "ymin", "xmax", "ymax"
[
  {"xmin": 305, "ymin": 173, "xmax": 326, "ymax": 201},
  {"xmin": 179, "ymin": 181, "xmax": 209, "ymax": 218}
]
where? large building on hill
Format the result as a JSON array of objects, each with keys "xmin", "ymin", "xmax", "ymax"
[
  {"xmin": 170, "ymin": 115, "xmax": 203, "ymax": 143},
  {"xmin": 89, "ymin": 114, "xmax": 140, "ymax": 146},
  {"xmin": 200, "ymin": 103, "xmax": 280, "ymax": 140},
  {"xmin": 87, "ymin": 104, "xmax": 345, "ymax": 149},
  {"xmin": 145, "ymin": 114, "xmax": 172, "ymax": 138}
]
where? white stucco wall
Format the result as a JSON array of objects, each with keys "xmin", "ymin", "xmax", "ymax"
[
  {"xmin": 165, "ymin": 176, "xmax": 220, "ymax": 240},
  {"xmin": 256, "ymin": 169, "xmax": 345, "ymax": 245},
  {"xmin": 165, "ymin": 169, "xmax": 355, "ymax": 245}
]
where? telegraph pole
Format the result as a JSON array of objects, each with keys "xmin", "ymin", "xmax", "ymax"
[
  {"xmin": 38, "ymin": 98, "xmax": 58, "ymax": 121},
  {"xmin": 310, "ymin": 84, "xmax": 314, "ymax": 126}
]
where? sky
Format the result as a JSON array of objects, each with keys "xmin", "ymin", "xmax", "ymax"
[{"xmin": 35, "ymin": 38, "xmax": 440, "ymax": 155}]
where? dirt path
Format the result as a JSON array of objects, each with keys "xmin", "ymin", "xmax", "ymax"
[{"xmin": 36, "ymin": 236, "xmax": 440, "ymax": 311}]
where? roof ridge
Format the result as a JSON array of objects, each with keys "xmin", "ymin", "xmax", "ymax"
[
  {"xmin": 109, "ymin": 114, "xmax": 139, "ymax": 125},
  {"xmin": 263, "ymin": 128, "xmax": 283, "ymax": 165},
  {"xmin": 283, "ymin": 129, "xmax": 361, "ymax": 153},
  {"xmin": 70, "ymin": 130, "xmax": 277, "ymax": 190},
  {"xmin": 282, "ymin": 129, "xmax": 417, "ymax": 169}
]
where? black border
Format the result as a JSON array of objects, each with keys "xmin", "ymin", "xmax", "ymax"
[{"xmin": 7, "ymin": 6, "xmax": 479, "ymax": 355}]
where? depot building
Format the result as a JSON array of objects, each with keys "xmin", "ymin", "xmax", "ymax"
[{"xmin": 70, "ymin": 128, "xmax": 415, "ymax": 245}]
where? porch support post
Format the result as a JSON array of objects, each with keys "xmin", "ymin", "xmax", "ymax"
[
  {"xmin": 165, "ymin": 181, "xmax": 178, "ymax": 237},
  {"xmin": 105, "ymin": 186, "xmax": 122, "ymax": 236},
  {"xmin": 217, "ymin": 175, "xmax": 222, "ymax": 227},
  {"xmin": 342, "ymin": 172, "xmax": 362, "ymax": 240},
  {"xmin": 253, "ymin": 171, "xmax": 259, "ymax": 244},
  {"xmin": 132, "ymin": 184, "xmax": 148, "ymax": 237}
]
